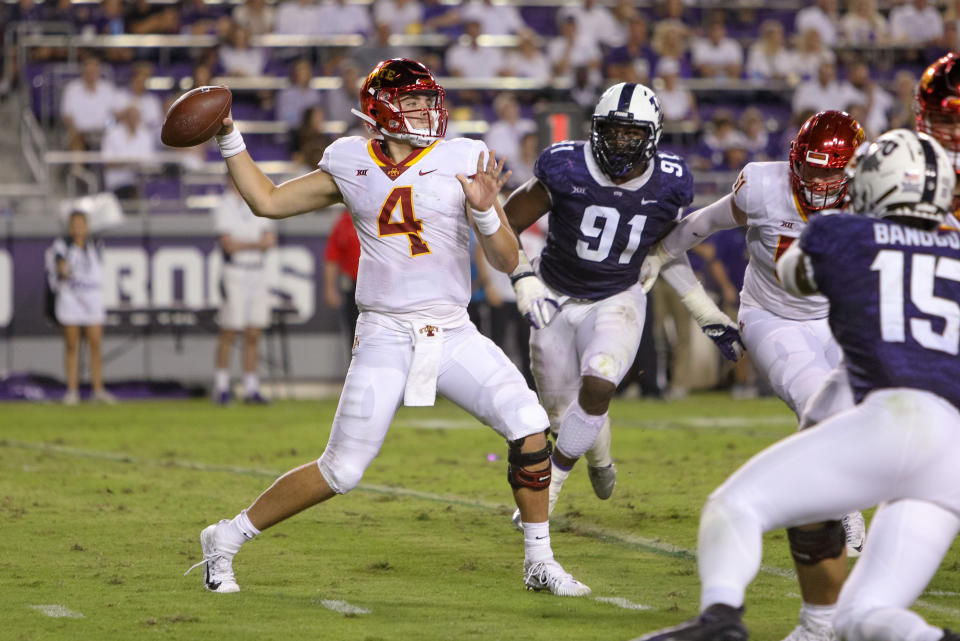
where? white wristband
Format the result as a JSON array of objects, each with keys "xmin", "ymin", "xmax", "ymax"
[
  {"xmin": 216, "ymin": 127, "xmax": 246, "ymax": 159},
  {"xmin": 471, "ymin": 205, "xmax": 501, "ymax": 236}
]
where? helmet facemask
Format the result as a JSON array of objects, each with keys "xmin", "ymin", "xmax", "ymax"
[
  {"xmin": 916, "ymin": 103, "xmax": 960, "ymax": 175},
  {"xmin": 373, "ymin": 88, "xmax": 446, "ymax": 147},
  {"xmin": 790, "ymin": 157, "xmax": 850, "ymax": 211},
  {"xmin": 590, "ymin": 117, "xmax": 656, "ymax": 179}
]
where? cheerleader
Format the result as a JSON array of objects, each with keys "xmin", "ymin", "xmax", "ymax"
[{"xmin": 50, "ymin": 210, "xmax": 115, "ymax": 405}]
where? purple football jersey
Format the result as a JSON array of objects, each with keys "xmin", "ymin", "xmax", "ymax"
[
  {"xmin": 801, "ymin": 214, "xmax": 960, "ymax": 408},
  {"xmin": 534, "ymin": 141, "xmax": 694, "ymax": 300}
]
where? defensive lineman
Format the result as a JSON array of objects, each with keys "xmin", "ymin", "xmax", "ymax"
[
  {"xmin": 642, "ymin": 110, "xmax": 866, "ymax": 641},
  {"xmin": 632, "ymin": 129, "xmax": 960, "ymax": 641},
  {"xmin": 186, "ymin": 58, "xmax": 589, "ymax": 597},
  {"xmin": 504, "ymin": 82, "xmax": 743, "ymax": 521}
]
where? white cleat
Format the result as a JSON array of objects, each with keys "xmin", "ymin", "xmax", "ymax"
[
  {"xmin": 780, "ymin": 614, "xmax": 836, "ymax": 641},
  {"xmin": 587, "ymin": 463, "xmax": 616, "ymax": 500},
  {"xmin": 184, "ymin": 520, "xmax": 240, "ymax": 593},
  {"xmin": 841, "ymin": 511, "xmax": 866, "ymax": 557},
  {"xmin": 523, "ymin": 559, "xmax": 591, "ymax": 597}
]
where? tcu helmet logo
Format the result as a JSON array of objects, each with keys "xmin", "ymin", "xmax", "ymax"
[{"xmin": 419, "ymin": 325, "xmax": 438, "ymax": 337}]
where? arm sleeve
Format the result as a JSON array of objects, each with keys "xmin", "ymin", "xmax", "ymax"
[
  {"xmin": 660, "ymin": 194, "xmax": 740, "ymax": 259},
  {"xmin": 659, "ymin": 253, "xmax": 701, "ymax": 298}
]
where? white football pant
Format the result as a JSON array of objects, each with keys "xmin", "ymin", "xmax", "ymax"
[
  {"xmin": 318, "ymin": 312, "xmax": 548, "ymax": 494},
  {"xmin": 738, "ymin": 305, "xmax": 841, "ymax": 417},
  {"xmin": 530, "ymin": 282, "xmax": 647, "ymax": 432},
  {"xmin": 695, "ymin": 388, "xmax": 960, "ymax": 641}
]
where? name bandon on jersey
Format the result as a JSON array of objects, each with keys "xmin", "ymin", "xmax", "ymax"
[{"xmin": 874, "ymin": 223, "xmax": 960, "ymax": 248}]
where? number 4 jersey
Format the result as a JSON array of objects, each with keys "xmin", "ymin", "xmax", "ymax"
[
  {"xmin": 801, "ymin": 214, "xmax": 960, "ymax": 408},
  {"xmin": 319, "ymin": 136, "xmax": 487, "ymax": 315},
  {"xmin": 534, "ymin": 141, "xmax": 693, "ymax": 300}
]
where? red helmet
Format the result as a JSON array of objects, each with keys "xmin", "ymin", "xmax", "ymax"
[
  {"xmin": 789, "ymin": 110, "xmax": 865, "ymax": 212},
  {"xmin": 915, "ymin": 52, "xmax": 960, "ymax": 174},
  {"xmin": 356, "ymin": 58, "xmax": 447, "ymax": 147}
]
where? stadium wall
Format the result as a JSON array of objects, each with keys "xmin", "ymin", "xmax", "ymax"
[{"xmin": 0, "ymin": 211, "xmax": 351, "ymax": 384}]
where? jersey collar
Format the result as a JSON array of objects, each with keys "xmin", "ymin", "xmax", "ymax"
[
  {"xmin": 367, "ymin": 139, "xmax": 438, "ymax": 181},
  {"xmin": 583, "ymin": 141, "xmax": 655, "ymax": 190}
]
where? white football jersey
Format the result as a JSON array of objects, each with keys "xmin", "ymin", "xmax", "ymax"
[
  {"xmin": 733, "ymin": 161, "xmax": 829, "ymax": 320},
  {"xmin": 319, "ymin": 136, "xmax": 486, "ymax": 316}
]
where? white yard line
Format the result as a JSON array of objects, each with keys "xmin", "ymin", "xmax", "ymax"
[
  {"xmin": 29, "ymin": 604, "xmax": 83, "ymax": 618},
  {"xmin": 318, "ymin": 599, "xmax": 371, "ymax": 615},
  {"xmin": 4, "ymin": 439, "xmax": 957, "ymax": 619},
  {"xmin": 595, "ymin": 597, "xmax": 653, "ymax": 610}
]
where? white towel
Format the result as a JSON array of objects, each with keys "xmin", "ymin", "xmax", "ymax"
[{"xmin": 403, "ymin": 323, "xmax": 444, "ymax": 406}]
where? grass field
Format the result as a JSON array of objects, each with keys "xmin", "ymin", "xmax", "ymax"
[{"xmin": 2, "ymin": 394, "xmax": 959, "ymax": 641}]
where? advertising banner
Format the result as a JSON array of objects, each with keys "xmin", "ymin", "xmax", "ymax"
[{"xmin": 0, "ymin": 234, "xmax": 337, "ymax": 336}]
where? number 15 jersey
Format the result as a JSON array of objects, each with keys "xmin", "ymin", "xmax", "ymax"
[{"xmin": 319, "ymin": 136, "xmax": 488, "ymax": 316}]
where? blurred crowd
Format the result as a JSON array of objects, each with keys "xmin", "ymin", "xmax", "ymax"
[{"xmin": 2, "ymin": 0, "xmax": 955, "ymax": 398}]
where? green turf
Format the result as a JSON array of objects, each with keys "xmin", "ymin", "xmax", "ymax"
[{"xmin": 1, "ymin": 394, "xmax": 957, "ymax": 640}]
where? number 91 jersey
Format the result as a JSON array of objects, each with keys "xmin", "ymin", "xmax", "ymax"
[
  {"xmin": 535, "ymin": 141, "xmax": 693, "ymax": 300},
  {"xmin": 319, "ymin": 136, "xmax": 488, "ymax": 315}
]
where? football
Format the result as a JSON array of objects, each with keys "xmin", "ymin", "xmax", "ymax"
[{"xmin": 160, "ymin": 85, "xmax": 232, "ymax": 148}]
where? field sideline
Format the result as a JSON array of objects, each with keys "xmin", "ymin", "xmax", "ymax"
[{"xmin": 2, "ymin": 394, "xmax": 958, "ymax": 641}]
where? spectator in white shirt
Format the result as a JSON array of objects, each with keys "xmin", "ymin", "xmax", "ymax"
[
  {"xmin": 276, "ymin": 58, "xmax": 322, "ymax": 128},
  {"xmin": 274, "ymin": 0, "xmax": 321, "ymax": 35},
  {"xmin": 445, "ymin": 20, "xmax": 503, "ymax": 78},
  {"xmin": 219, "ymin": 24, "xmax": 266, "ymax": 76},
  {"xmin": 847, "ymin": 60, "xmax": 893, "ymax": 138},
  {"xmin": 459, "ymin": 0, "xmax": 527, "ymax": 36},
  {"xmin": 60, "ymin": 54, "xmax": 118, "ymax": 151},
  {"xmin": 232, "ymin": 0, "xmax": 275, "ymax": 36},
  {"xmin": 483, "ymin": 93, "xmax": 535, "ymax": 173},
  {"xmin": 889, "ymin": 0, "xmax": 944, "ymax": 45},
  {"xmin": 372, "ymin": 0, "xmax": 422, "ymax": 35},
  {"xmin": 841, "ymin": 0, "xmax": 888, "ymax": 45},
  {"xmin": 101, "ymin": 106, "xmax": 156, "ymax": 199},
  {"xmin": 547, "ymin": 15, "xmax": 602, "ymax": 84},
  {"xmin": 499, "ymin": 30, "xmax": 551, "ymax": 81},
  {"xmin": 316, "ymin": 0, "xmax": 371, "ymax": 36},
  {"xmin": 794, "ymin": 0, "xmax": 840, "ymax": 47},
  {"xmin": 792, "ymin": 28, "xmax": 836, "ymax": 80},
  {"xmin": 746, "ymin": 20, "xmax": 800, "ymax": 81},
  {"xmin": 739, "ymin": 107, "xmax": 771, "ymax": 161},
  {"xmin": 792, "ymin": 60, "xmax": 864, "ymax": 116},
  {"xmin": 655, "ymin": 57, "xmax": 697, "ymax": 123},
  {"xmin": 558, "ymin": 0, "xmax": 625, "ymax": 49},
  {"xmin": 113, "ymin": 62, "xmax": 163, "ymax": 136},
  {"xmin": 691, "ymin": 19, "xmax": 743, "ymax": 79}
]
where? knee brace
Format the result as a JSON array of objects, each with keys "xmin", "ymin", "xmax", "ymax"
[
  {"xmin": 787, "ymin": 520, "xmax": 845, "ymax": 565},
  {"xmin": 506, "ymin": 434, "xmax": 552, "ymax": 490}
]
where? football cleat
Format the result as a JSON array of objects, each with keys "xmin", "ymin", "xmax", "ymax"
[
  {"xmin": 780, "ymin": 612, "xmax": 836, "ymax": 641},
  {"xmin": 523, "ymin": 559, "xmax": 591, "ymax": 597},
  {"xmin": 587, "ymin": 463, "xmax": 616, "ymax": 500},
  {"xmin": 184, "ymin": 521, "xmax": 240, "ymax": 593},
  {"xmin": 841, "ymin": 511, "xmax": 866, "ymax": 557},
  {"xmin": 630, "ymin": 604, "xmax": 748, "ymax": 641}
]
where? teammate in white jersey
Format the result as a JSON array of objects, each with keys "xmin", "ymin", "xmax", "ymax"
[
  {"xmin": 641, "ymin": 110, "xmax": 866, "ymax": 641},
  {"xmin": 186, "ymin": 58, "xmax": 589, "ymax": 598}
]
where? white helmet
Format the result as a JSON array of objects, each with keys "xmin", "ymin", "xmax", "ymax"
[
  {"xmin": 846, "ymin": 129, "xmax": 956, "ymax": 227},
  {"xmin": 591, "ymin": 82, "xmax": 663, "ymax": 178}
]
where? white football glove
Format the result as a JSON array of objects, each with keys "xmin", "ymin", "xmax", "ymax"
[
  {"xmin": 510, "ymin": 252, "xmax": 560, "ymax": 330},
  {"xmin": 639, "ymin": 243, "xmax": 671, "ymax": 293}
]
